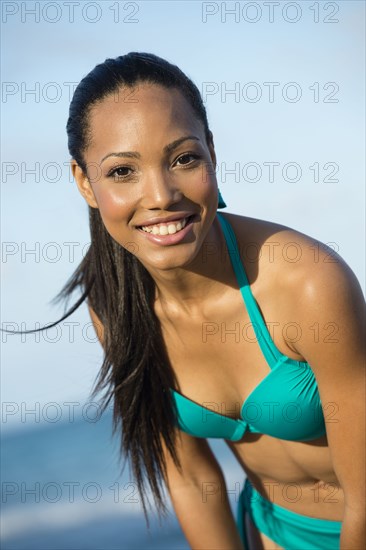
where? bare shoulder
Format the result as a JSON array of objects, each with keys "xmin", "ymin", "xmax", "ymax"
[
  {"xmin": 220, "ymin": 211, "xmax": 361, "ymax": 295},
  {"xmin": 221, "ymin": 210, "xmax": 336, "ymax": 266},
  {"xmin": 220, "ymin": 211, "xmax": 365, "ymax": 350}
]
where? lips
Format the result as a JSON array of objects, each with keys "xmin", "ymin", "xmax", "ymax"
[
  {"xmin": 137, "ymin": 214, "xmax": 195, "ymax": 233},
  {"xmin": 136, "ymin": 213, "xmax": 196, "ymax": 245},
  {"xmin": 136, "ymin": 213, "xmax": 196, "ymax": 228}
]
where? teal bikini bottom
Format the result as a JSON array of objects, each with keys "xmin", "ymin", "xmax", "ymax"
[{"xmin": 236, "ymin": 478, "xmax": 342, "ymax": 550}]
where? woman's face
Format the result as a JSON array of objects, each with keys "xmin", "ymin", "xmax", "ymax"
[{"xmin": 72, "ymin": 82, "xmax": 219, "ymax": 273}]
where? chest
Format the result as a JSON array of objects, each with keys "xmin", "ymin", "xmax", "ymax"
[{"xmin": 157, "ymin": 286, "xmax": 303, "ymax": 421}]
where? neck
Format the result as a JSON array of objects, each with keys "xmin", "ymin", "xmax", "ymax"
[{"xmin": 145, "ymin": 214, "xmax": 235, "ymax": 319}]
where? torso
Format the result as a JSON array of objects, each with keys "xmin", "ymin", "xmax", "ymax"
[{"xmin": 154, "ymin": 212, "xmax": 344, "ymax": 547}]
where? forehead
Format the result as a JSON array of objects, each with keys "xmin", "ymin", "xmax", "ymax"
[{"xmin": 86, "ymin": 83, "xmax": 204, "ymax": 155}]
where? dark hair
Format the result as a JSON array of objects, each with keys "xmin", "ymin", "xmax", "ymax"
[{"xmin": 3, "ymin": 52, "xmax": 216, "ymax": 525}]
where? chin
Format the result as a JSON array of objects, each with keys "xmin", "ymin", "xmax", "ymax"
[{"xmin": 139, "ymin": 246, "xmax": 199, "ymax": 271}]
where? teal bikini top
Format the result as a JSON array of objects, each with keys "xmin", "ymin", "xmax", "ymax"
[{"xmin": 170, "ymin": 212, "xmax": 326, "ymax": 442}]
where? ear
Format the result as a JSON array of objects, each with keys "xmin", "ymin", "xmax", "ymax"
[
  {"xmin": 207, "ymin": 130, "xmax": 217, "ymax": 171},
  {"xmin": 71, "ymin": 160, "xmax": 99, "ymax": 209}
]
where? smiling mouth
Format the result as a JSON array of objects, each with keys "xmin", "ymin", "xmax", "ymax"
[{"xmin": 137, "ymin": 215, "xmax": 195, "ymax": 236}]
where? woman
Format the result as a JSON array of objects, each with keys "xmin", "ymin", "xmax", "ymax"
[{"xmin": 6, "ymin": 52, "xmax": 365, "ymax": 549}]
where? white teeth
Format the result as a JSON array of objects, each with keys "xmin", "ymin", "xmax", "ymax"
[{"xmin": 141, "ymin": 217, "xmax": 189, "ymax": 235}]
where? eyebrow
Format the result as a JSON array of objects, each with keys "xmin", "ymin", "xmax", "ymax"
[{"xmin": 100, "ymin": 136, "xmax": 201, "ymax": 164}]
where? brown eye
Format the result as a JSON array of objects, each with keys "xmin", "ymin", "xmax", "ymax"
[
  {"xmin": 108, "ymin": 166, "xmax": 132, "ymax": 179},
  {"xmin": 175, "ymin": 153, "xmax": 200, "ymax": 166}
]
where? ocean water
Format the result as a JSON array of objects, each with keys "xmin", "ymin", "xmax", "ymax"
[{"xmin": 1, "ymin": 411, "xmax": 245, "ymax": 549}]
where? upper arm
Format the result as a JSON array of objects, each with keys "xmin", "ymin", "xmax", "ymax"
[
  {"xmin": 87, "ymin": 303, "xmax": 105, "ymax": 350},
  {"xmin": 161, "ymin": 430, "xmax": 225, "ymax": 492},
  {"xmin": 290, "ymin": 245, "xmax": 365, "ymax": 513}
]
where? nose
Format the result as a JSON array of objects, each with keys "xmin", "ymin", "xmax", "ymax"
[{"xmin": 141, "ymin": 170, "xmax": 183, "ymax": 210}]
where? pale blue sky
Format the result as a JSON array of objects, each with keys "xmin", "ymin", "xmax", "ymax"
[{"xmin": 2, "ymin": 0, "xmax": 365, "ymax": 432}]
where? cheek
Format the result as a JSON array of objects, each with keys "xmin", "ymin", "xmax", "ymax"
[
  {"xmin": 96, "ymin": 194, "xmax": 134, "ymax": 249},
  {"xmin": 190, "ymin": 168, "xmax": 217, "ymax": 203},
  {"xmin": 95, "ymin": 189, "xmax": 131, "ymax": 224}
]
